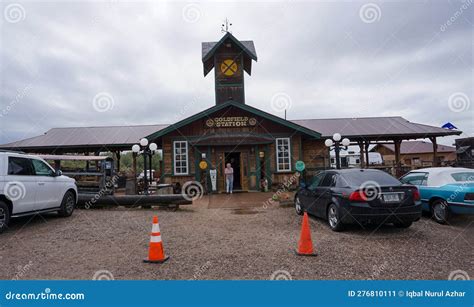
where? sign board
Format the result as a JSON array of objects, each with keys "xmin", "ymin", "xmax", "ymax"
[
  {"xmin": 199, "ymin": 161, "xmax": 208, "ymax": 170},
  {"xmin": 209, "ymin": 169, "xmax": 217, "ymax": 191},
  {"xmin": 206, "ymin": 116, "xmax": 257, "ymax": 128}
]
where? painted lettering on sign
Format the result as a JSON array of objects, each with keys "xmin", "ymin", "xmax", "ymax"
[{"xmin": 206, "ymin": 117, "xmax": 257, "ymax": 128}]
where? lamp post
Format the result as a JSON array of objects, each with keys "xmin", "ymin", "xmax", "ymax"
[
  {"xmin": 325, "ymin": 133, "xmax": 350, "ymax": 170},
  {"xmin": 132, "ymin": 138, "xmax": 158, "ymax": 195}
]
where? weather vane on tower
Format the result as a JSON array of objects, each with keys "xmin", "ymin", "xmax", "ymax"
[{"xmin": 221, "ymin": 18, "xmax": 232, "ymax": 33}]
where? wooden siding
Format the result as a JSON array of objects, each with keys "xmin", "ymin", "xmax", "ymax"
[{"xmin": 158, "ymin": 105, "xmax": 327, "ymax": 192}]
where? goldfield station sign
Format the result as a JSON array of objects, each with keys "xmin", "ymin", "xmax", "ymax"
[{"xmin": 206, "ymin": 116, "xmax": 257, "ymax": 128}]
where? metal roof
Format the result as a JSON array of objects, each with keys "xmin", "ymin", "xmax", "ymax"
[
  {"xmin": 0, "ymin": 114, "xmax": 462, "ymax": 153},
  {"xmin": 0, "ymin": 124, "xmax": 169, "ymax": 152},
  {"xmin": 291, "ymin": 116, "xmax": 461, "ymax": 140},
  {"xmin": 202, "ymin": 40, "xmax": 257, "ymax": 61},
  {"xmin": 374, "ymin": 141, "xmax": 456, "ymax": 154}
]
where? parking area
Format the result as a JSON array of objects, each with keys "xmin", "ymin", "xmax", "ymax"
[{"xmin": 0, "ymin": 193, "xmax": 472, "ymax": 280}]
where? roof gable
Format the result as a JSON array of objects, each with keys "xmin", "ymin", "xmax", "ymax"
[
  {"xmin": 146, "ymin": 100, "xmax": 321, "ymax": 140},
  {"xmin": 202, "ymin": 32, "xmax": 257, "ymax": 76}
]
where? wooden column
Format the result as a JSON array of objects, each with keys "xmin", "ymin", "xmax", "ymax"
[
  {"xmin": 364, "ymin": 141, "xmax": 370, "ymax": 168},
  {"xmin": 430, "ymin": 137, "xmax": 438, "ymax": 167},
  {"xmin": 132, "ymin": 152, "xmax": 137, "ymax": 192},
  {"xmin": 54, "ymin": 160, "xmax": 61, "ymax": 171},
  {"xmin": 94, "ymin": 151, "xmax": 100, "ymax": 170},
  {"xmin": 132, "ymin": 152, "xmax": 137, "ymax": 177},
  {"xmin": 115, "ymin": 151, "xmax": 121, "ymax": 172},
  {"xmin": 394, "ymin": 140, "xmax": 402, "ymax": 177},
  {"xmin": 85, "ymin": 152, "xmax": 90, "ymax": 171},
  {"xmin": 359, "ymin": 141, "xmax": 365, "ymax": 168}
]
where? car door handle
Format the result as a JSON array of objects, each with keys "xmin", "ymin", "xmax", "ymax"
[{"xmin": 38, "ymin": 182, "xmax": 45, "ymax": 186}]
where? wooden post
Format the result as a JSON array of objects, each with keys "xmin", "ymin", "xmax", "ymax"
[
  {"xmin": 359, "ymin": 141, "xmax": 365, "ymax": 168},
  {"xmin": 94, "ymin": 151, "xmax": 100, "ymax": 170},
  {"xmin": 394, "ymin": 140, "xmax": 402, "ymax": 177},
  {"xmin": 132, "ymin": 152, "xmax": 137, "ymax": 191},
  {"xmin": 430, "ymin": 137, "xmax": 438, "ymax": 167},
  {"xmin": 132, "ymin": 152, "xmax": 137, "ymax": 176},
  {"xmin": 54, "ymin": 160, "xmax": 61, "ymax": 171},
  {"xmin": 85, "ymin": 152, "xmax": 90, "ymax": 171},
  {"xmin": 115, "ymin": 151, "xmax": 121, "ymax": 172},
  {"xmin": 364, "ymin": 141, "xmax": 370, "ymax": 168}
]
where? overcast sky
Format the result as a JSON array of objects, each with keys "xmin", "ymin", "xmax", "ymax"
[{"xmin": 0, "ymin": 0, "xmax": 472, "ymax": 146}]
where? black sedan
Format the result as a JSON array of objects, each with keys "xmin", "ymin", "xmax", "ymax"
[{"xmin": 295, "ymin": 169, "xmax": 422, "ymax": 231}]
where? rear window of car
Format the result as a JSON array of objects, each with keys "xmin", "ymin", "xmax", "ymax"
[
  {"xmin": 451, "ymin": 172, "xmax": 474, "ymax": 182},
  {"xmin": 400, "ymin": 172, "xmax": 428, "ymax": 186},
  {"xmin": 341, "ymin": 171, "xmax": 401, "ymax": 187}
]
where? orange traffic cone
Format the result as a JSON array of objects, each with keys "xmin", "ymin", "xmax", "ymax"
[
  {"xmin": 295, "ymin": 212, "xmax": 317, "ymax": 256},
  {"xmin": 143, "ymin": 216, "xmax": 169, "ymax": 263}
]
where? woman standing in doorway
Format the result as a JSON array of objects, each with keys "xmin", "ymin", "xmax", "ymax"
[{"xmin": 225, "ymin": 163, "xmax": 234, "ymax": 194}]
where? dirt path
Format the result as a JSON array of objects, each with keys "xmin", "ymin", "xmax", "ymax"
[{"xmin": 0, "ymin": 195, "xmax": 472, "ymax": 280}]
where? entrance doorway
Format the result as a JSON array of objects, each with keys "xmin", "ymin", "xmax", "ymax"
[{"xmin": 224, "ymin": 152, "xmax": 241, "ymax": 190}]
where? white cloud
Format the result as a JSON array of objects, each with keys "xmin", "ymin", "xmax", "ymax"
[{"xmin": 0, "ymin": 0, "xmax": 472, "ymax": 146}]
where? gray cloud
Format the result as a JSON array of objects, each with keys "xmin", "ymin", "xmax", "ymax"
[{"xmin": 1, "ymin": 0, "xmax": 472, "ymax": 146}]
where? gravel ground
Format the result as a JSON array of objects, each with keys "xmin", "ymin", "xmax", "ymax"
[{"xmin": 0, "ymin": 193, "xmax": 472, "ymax": 280}]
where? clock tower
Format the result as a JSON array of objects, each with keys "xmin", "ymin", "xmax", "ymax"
[{"xmin": 202, "ymin": 32, "xmax": 257, "ymax": 105}]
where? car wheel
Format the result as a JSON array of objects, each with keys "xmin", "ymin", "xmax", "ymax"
[
  {"xmin": 0, "ymin": 201, "xmax": 11, "ymax": 233},
  {"xmin": 431, "ymin": 199, "xmax": 450, "ymax": 224},
  {"xmin": 327, "ymin": 203, "xmax": 344, "ymax": 232},
  {"xmin": 394, "ymin": 221, "xmax": 412, "ymax": 228},
  {"xmin": 295, "ymin": 195, "xmax": 304, "ymax": 215},
  {"xmin": 58, "ymin": 191, "xmax": 76, "ymax": 217}
]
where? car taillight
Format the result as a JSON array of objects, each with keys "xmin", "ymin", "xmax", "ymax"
[
  {"xmin": 349, "ymin": 190, "xmax": 367, "ymax": 202},
  {"xmin": 412, "ymin": 188, "xmax": 420, "ymax": 201},
  {"xmin": 465, "ymin": 193, "xmax": 474, "ymax": 201}
]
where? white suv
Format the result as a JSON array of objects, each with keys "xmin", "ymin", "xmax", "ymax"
[{"xmin": 0, "ymin": 151, "xmax": 78, "ymax": 232}]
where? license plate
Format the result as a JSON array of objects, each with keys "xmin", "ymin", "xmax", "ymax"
[{"xmin": 382, "ymin": 193, "xmax": 401, "ymax": 203}]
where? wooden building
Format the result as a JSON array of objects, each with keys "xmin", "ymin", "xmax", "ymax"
[
  {"xmin": 148, "ymin": 33, "xmax": 327, "ymax": 191},
  {"xmin": 0, "ymin": 32, "xmax": 463, "ymax": 191},
  {"xmin": 371, "ymin": 141, "xmax": 457, "ymax": 168}
]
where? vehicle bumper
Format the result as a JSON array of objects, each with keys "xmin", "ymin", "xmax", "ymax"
[{"xmin": 340, "ymin": 202, "xmax": 422, "ymax": 224}]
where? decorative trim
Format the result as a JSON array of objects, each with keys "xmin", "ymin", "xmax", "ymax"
[{"xmin": 146, "ymin": 101, "xmax": 322, "ymax": 141}]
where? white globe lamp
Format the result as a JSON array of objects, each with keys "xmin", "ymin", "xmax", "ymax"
[
  {"xmin": 132, "ymin": 144, "xmax": 140, "ymax": 153},
  {"xmin": 149, "ymin": 142, "xmax": 158, "ymax": 151},
  {"xmin": 140, "ymin": 138, "xmax": 149, "ymax": 147}
]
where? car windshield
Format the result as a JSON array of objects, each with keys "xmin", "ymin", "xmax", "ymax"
[
  {"xmin": 450, "ymin": 172, "xmax": 474, "ymax": 182},
  {"xmin": 341, "ymin": 171, "xmax": 401, "ymax": 187}
]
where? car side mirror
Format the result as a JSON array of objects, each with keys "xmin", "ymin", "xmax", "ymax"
[{"xmin": 54, "ymin": 170, "xmax": 62, "ymax": 177}]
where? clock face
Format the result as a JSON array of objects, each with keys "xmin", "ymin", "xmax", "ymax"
[{"xmin": 220, "ymin": 59, "xmax": 238, "ymax": 76}]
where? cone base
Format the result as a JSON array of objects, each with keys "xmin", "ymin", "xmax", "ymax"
[
  {"xmin": 143, "ymin": 256, "xmax": 169, "ymax": 263},
  {"xmin": 295, "ymin": 250, "xmax": 318, "ymax": 257}
]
